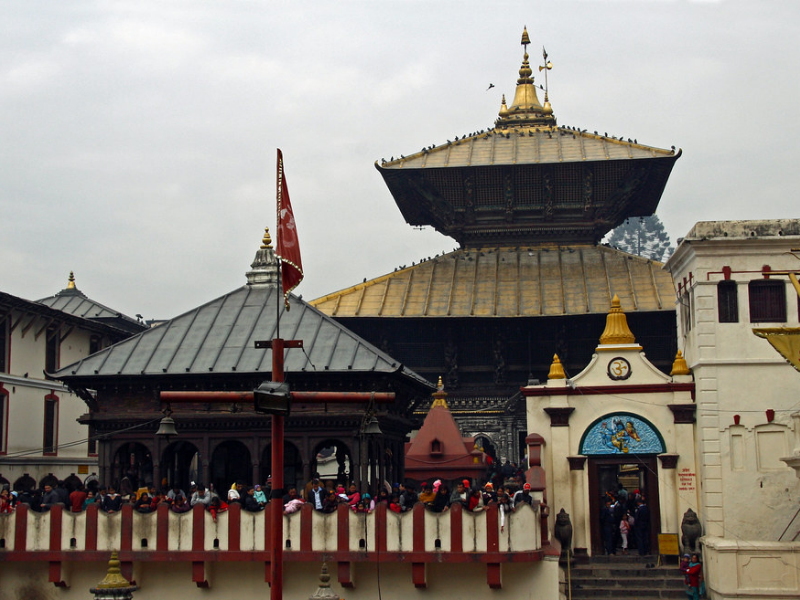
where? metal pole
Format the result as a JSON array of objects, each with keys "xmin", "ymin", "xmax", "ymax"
[{"xmin": 271, "ymin": 337, "xmax": 285, "ymax": 600}]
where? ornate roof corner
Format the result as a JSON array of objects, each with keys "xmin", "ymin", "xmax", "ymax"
[
  {"xmin": 246, "ymin": 226, "xmax": 280, "ymax": 286},
  {"xmin": 547, "ymin": 354, "xmax": 566, "ymax": 380},
  {"xmin": 598, "ymin": 295, "xmax": 637, "ymax": 346},
  {"xmin": 670, "ymin": 350, "xmax": 691, "ymax": 376}
]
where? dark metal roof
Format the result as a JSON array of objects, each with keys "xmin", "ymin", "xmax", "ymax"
[{"xmin": 53, "ymin": 283, "xmax": 432, "ymax": 387}]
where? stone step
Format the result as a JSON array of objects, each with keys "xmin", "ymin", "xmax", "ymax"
[{"xmin": 566, "ymin": 555, "xmax": 686, "ymax": 600}]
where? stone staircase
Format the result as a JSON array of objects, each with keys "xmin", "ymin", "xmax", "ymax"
[{"xmin": 565, "ymin": 554, "xmax": 687, "ymax": 600}]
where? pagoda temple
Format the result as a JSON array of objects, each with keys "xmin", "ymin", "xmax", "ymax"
[{"xmin": 312, "ymin": 28, "xmax": 681, "ymax": 464}]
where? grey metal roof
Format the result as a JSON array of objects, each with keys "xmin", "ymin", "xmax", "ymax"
[
  {"xmin": 0, "ymin": 290, "xmax": 137, "ymax": 338},
  {"xmin": 38, "ymin": 285, "xmax": 145, "ymax": 334},
  {"xmin": 53, "ymin": 283, "xmax": 430, "ymax": 386}
]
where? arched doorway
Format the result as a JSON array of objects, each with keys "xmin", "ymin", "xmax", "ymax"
[
  {"xmin": 161, "ymin": 440, "xmax": 201, "ymax": 493},
  {"xmin": 14, "ymin": 474, "xmax": 36, "ymax": 492},
  {"xmin": 210, "ymin": 440, "xmax": 252, "ymax": 494},
  {"xmin": 310, "ymin": 440, "xmax": 352, "ymax": 486},
  {"xmin": 111, "ymin": 442, "xmax": 154, "ymax": 492},
  {"xmin": 580, "ymin": 413, "xmax": 664, "ymax": 555},
  {"xmin": 262, "ymin": 441, "xmax": 304, "ymax": 491}
]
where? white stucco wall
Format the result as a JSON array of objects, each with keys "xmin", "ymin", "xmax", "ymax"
[
  {"xmin": 666, "ymin": 221, "xmax": 800, "ymax": 542},
  {"xmin": 1, "ymin": 309, "xmax": 99, "ymax": 487}
]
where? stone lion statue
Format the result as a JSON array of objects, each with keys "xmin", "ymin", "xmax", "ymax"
[
  {"xmin": 681, "ymin": 508, "xmax": 702, "ymax": 555},
  {"xmin": 554, "ymin": 508, "xmax": 575, "ymax": 566}
]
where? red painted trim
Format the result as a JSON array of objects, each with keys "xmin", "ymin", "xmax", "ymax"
[
  {"xmin": 375, "ymin": 502, "xmax": 387, "ymax": 553},
  {"xmin": 48, "ymin": 561, "xmax": 67, "ymax": 587},
  {"xmin": 450, "ymin": 502, "xmax": 463, "ymax": 553},
  {"xmin": 120, "ymin": 504, "xmax": 133, "ymax": 551},
  {"xmin": 412, "ymin": 562, "xmax": 427, "ymax": 588},
  {"xmin": 227, "ymin": 502, "xmax": 241, "ymax": 551},
  {"xmin": 192, "ymin": 503, "xmax": 205, "ymax": 551},
  {"xmin": 0, "ymin": 549, "xmax": 546, "ymax": 564},
  {"xmin": 336, "ymin": 503, "xmax": 349, "ymax": 552},
  {"xmin": 412, "ymin": 503, "xmax": 425, "ymax": 552},
  {"xmin": 486, "ymin": 503, "xmax": 499, "ymax": 553},
  {"xmin": 487, "ymin": 563, "xmax": 502, "ymax": 589},
  {"xmin": 120, "ymin": 504, "xmax": 134, "ymax": 583},
  {"xmin": 192, "ymin": 561, "xmax": 209, "ymax": 588},
  {"xmin": 156, "ymin": 503, "xmax": 169, "ymax": 551},
  {"xmin": 85, "ymin": 503, "xmax": 98, "ymax": 551},
  {"xmin": 522, "ymin": 382, "xmax": 695, "ymax": 398},
  {"xmin": 336, "ymin": 503, "xmax": 353, "ymax": 588},
  {"xmin": 49, "ymin": 504, "xmax": 63, "ymax": 551},
  {"xmin": 14, "ymin": 504, "xmax": 28, "ymax": 556},
  {"xmin": 300, "ymin": 502, "xmax": 313, "ymax": 551},
  {"xmin": 0, "ymin": 384, "xmax": 9, "ymax": 454},
  {"xmin": 47, "ymin": 505, "xmax": 67, "ymax": 587},
  {"xmin": 338, "ymin": 561, "xmax": 354, "ymax": 588}
]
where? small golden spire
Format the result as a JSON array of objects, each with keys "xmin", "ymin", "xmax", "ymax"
[
  {"xmin": 499, "ymin": 94, "xmax": 509, "ymax": 118},
  {"xmin": 548, "ymin": 354, "xmax": 566, "ymax": 380},
  {"xmin": 67, "ymin": 271, "xmax": 76, "ymax": 289},
  {"xmin": 94, "ymin": 550, "xmax": 133, "ymax": 589},
  {"xmin": 521, "ymin": 26, "xmax": 531, "ymax": 46},
  {"xmin": 260, "ymin": 227, "xmax": 273, "ymax": 249},
  {"xmin": 670, "ymin": 350, "xmax": 691, "ymax": 376},
  {"xmin": 599, "ymin": 295, "xmax": 636, "ymax": 345},
  {"xmin": 431, "ymin": 376, "xmax": 449, "ymax": 408}
]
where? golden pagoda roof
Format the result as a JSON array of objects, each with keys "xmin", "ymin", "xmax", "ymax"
[
  {"xmin": 310, "ymin": 245, "xmax": 673, "ymax": 318},
  {"xmin": 378, "ymin": 128, "xmax": 675, "ymax": 171}
]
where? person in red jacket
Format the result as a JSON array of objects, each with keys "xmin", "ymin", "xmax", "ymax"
[{"xmin": 682, "ymin": 553, "xmax": 703, "ymax": 600}]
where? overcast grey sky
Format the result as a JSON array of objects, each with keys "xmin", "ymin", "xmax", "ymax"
[{"xmin": 2, "ymin": 0, "xmax": 798, "ymax": 320}]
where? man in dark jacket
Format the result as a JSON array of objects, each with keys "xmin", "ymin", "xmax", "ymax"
[
  {"xmin": 41, "ymin": 484, "xmax": 61, "ymax": 511},
  {"xmin": 634, "ymin": 498, "xmax": 651, "ymax": 555},
  {"xmin": 308, "ymin": 480, "xmax": 325, "ymax": 511}
]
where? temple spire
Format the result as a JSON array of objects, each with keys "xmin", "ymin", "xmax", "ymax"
[
  {"xmin": 246, "ymin": 226, "xmax": 279, "ymax": 286},
  {"xmin": 67, "ymin": 271, "xmax": 76, "ymax": 289},
  {"xmin": 598, "ymin": 295, "xmax": 637, "ymax": 345},
  {"xmin": 495, "ymin": 27, "xmax": 556, "ymax": 130}
]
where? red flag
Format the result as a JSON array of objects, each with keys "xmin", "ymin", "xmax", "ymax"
[{"xmin": 276, "ymin": 149, "xmax": 303, "ymax": 310}]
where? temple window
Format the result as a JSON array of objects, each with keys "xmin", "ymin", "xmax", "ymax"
[
  {"xmin": 430, "ymin": 439, "xmax": 443, "ymax": 456},
  {"xmin": 717, "ymin": 281, "xmax": 739, "ymax": 323},
  {"xmin": 748, "ymin": 280, "xmax": 786, "ymax": 323},
  {"xmin": 43, "ymin": 394, "xmax": 58, "ymax": 455}
]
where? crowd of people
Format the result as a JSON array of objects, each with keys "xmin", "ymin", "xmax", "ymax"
[
  {"xmin": 0, "ymin": 461, "xmax": 535, "ymax": 527},
  {"xmin": 598, "ymin": 482, "xmax": 651, "ymax": 556}
]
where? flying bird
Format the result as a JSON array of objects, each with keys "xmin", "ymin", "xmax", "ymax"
[{"xmin": 487, "ymin": 83, "xmax": 495, "ymax": 91}]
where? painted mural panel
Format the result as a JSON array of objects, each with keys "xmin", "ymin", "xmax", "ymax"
[{"xmin": 580, "ymin": 414, "xmax": 665, "ymax": 455}]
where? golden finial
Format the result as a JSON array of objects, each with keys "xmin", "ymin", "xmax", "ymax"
[
  {"xmin": 260, "ymin": 227, "xmax": 273, "ymax": 249},
  {"xmin": 94, "ymin": 550, "xmax": 133, "ymax": 589},
  {"xmin": 521, "ymin": 26, "xmax": 531, "ymax": 47},
  {"xmin": 548, "ymin": 354, "xmax": 566, "ymax": 380},
  {"xmin": 67, "ymin": 271, "xmax": 76, "ymax": 289},
  {"xmin": 670, "ymin": 350, "xmax": 691, "ymax": 376},
  {"xmin": 431, "ymin": 376, "xmax": 449, "ymax": 409},
  {"xmin": 499, "ymin": 94, "xmax": 509, "ymax": 118},
  {"xmin": 599, "ymin": 295, "xmax": 636, "ymax": 345}
]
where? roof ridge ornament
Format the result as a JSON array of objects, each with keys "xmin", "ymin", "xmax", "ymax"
[
  {"xmin": 246, "ymin": 226, "xmax": 280, "ymax": 286},
  {"xmin": 67, "ymin": 271, "xmax": 76, "ymax": 289},
  {"xmin": 430, "ymin": 375, "xmax": 449, "ymax": 409}
]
